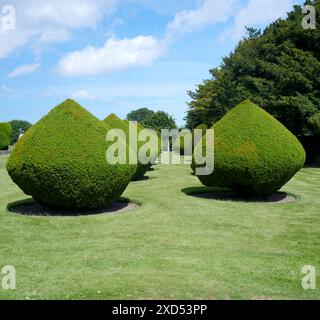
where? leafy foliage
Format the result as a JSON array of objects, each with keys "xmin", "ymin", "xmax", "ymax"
[
  {"xmin": 193, "ymin": 100, "xmax": 306, "ymax": 197},
  {"xmin": 6, "ymin": 100, "xmax": 135, "ymax": 210},
  {"xmin": 186, "ymin": 1, "xmax": 320, "ymax": 137},
  {"xmin": 0, "ymin": 122, "xmax": 12, "ymax": 150},
  {"xmin": 308, "ymin": 113, "xmax": 320, "ymax": 135},
  {"xmin": 126, "ymin": 108, "xmax": 155, "ymax": 123},
  {"xmin": 104, "ymin": 114, "xmax": 158, "ymax": 181},
  {"xmin": 9, "ymin": 120, "xmax": 32, "ymax": 145},
  {"xmin": 173, "ymin": 130, "xmax": 193, "ymax": 156},
  {"xmin": 173, "ymin": 124, "xmax": 208, "ymax": 156},
  {"xmin": 127, "ymin": 108, "xmax": 177, "ymax": 132}
]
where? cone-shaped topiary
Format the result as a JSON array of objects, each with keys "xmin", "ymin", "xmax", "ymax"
[
  {"xmin": 192, "ymin": 99, "xmax": 306, "ymax": 197},
  {"xmin": 0, "ymin": 122, "xmax": 12, "ymax": 150},
  {"xmin": 173, "ymin": 129, "xmax": 192, "ymax": 156},
  {"xmin": 104, "ymin": 114, "xmax": 158, "ymax": 181},
  {"xmin": 194, "ymin": 124, "xmax": 207, "ymax": 135},
  {"xmin": 6, "ymin": 100, "xmax": 135, "ymax": 210},
  {"xmin": 173, "ymin": 124, "xmax": 208, "ymax": 156}
]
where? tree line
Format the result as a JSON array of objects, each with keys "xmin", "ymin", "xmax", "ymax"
[{"xmin": 185, "ymin": 0, "xmax": 320, "ymax": 138}]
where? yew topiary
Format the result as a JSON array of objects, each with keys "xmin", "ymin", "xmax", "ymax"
[
  {"xmin": 193, "ymin": 99, "xmax": 306, "ymax": 197},
  {"xmin": 104, "ymin": 114, "xmax": 158, "ymax": 181},
  {"xmin": 0, "ymin": 122, "xmax": 12, "ymax": 150},
  {"xmin": 6, "ymin": 100, "xmax": 135, "ymax": 210}
]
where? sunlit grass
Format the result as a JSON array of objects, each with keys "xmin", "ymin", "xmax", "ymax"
[{"xmin": 0, "ymin": 154, "xmax": 319, "ymax": 299}]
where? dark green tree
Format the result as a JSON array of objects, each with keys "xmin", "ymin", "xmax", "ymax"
[
  {"xmin": 126, "ymin": 108, "xmax": 155, "ymax": 123},
  {"xmin": 142, "ymin": 111, "xmax": 177, "ymax": 131},
  {"xmin": 10, "ymin": 120, "xmax": 32, "ymax": 145},
  {"xmin": 186, "ymin": 0, "xmax": 320, "ymax": 136}
]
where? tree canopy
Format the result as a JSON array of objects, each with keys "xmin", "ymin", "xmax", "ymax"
[
  {"xmin": 127, "ymin": 108, "xmax": 177, "ymax": 131},
  {"xmin": 142, "ymin": 111, "xmax": 177, "ymax": 131},
  {"xmin": 10, "ymin": 120, "xmax": 32, "ymax": 145},
  {"xmin": 185, "ymin": 0, "xmax": 320, "ymax": 137},
  {"xmin": 126, "ymin": 108, "xmax": 155, "ymax": 123}
]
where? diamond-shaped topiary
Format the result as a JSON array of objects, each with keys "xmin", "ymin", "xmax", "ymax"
[
  {"xmin": 104, "ymin": 114, "xmax": 158, "ymax": 181},
  {"xmin": 173, "ymin": 124, "xmax": 208, "ymax": 156},
  {"xmin": 6, "ymin": 100, "xmax": 135, "ymax": 210},
  {"xmin": 192, "ymin": 99, "xmax": 306, "ymax": 197},
  {"xmin": 0, "ymin": 122, "xmax": 12, "ymax": 150}
]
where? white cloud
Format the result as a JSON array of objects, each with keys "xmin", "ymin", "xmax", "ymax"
[
  {"xmin": 8, "ymin": 63, "xmax": 41, "ymax": 78},
  {"xmin": 56, "ymin": 35, "xmax": 165, "ymax": 76},
  {"xmin": 0, "ymin": 85, "xmax": 13, "ymax": 92},
  {"xmin": 0, "ymin": 0, "xmax": 116, "ymax": 58},
  {"xmin": 165, "ymin": 0, "xmax": 237, "ymax": 41},
  {"xmin": 71, "ymin": 89, "xmax": 95, "ymax": 101},
  {"xmin": 54, "ymin": 0, "xmax": 298, "ymax": 77},
  {"xmin": 55, "ymin": 0, "xmax": 235, "ymax": 77},
  {"xmin": 225, "ymin": 0, "xmax": 294, "ymax": 39}
]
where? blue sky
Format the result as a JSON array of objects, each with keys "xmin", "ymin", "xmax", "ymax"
[{"xmin": 0, "ymin": 0, "xmax": 304, "ymax": 126}]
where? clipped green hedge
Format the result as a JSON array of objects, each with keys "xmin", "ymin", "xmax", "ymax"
[
  {"xmin": 192, "ymin": 99, "xmax": 306, "ymax": 197},
  {"xmin": 173, "ymin": 124, "xmax": 208, "ymax": 156},
  {"xmin": 194, "ymin": 124, "xmax": 207, "ymax": 135},
  {"xmin": 0, "ymin": 122, "xmax": 12, "ymax": 150},
  {"xmin": 6, "ymin": 100, "xmax": 135, "ymax": 210},
  {"xmin": 104, "ymin": 114, "xmax": 158, "ymax": 181},
  {"xmin": 173, "ymin": 130, "xmax": 192, "ymax": 156}
]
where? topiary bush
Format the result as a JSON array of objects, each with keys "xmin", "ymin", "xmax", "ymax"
[
  {"xmin": 194, "ymin": 124, "xmax": 207, "ymax": 135},
  {"xmin": 192, "ymin": 99, "xmax": 306, "ymax": 197},
  {"xmin": 173, "ymin": 129, "xmax": 192, "ymax": 156},
  {"xmin": 6, "ymin": 99, "xmax": 136, "ymax": 210},
  {"xmin": 0, "ymin": 122, "xmax": 12, "ymax": 150},
  {"xmin": 173, "ymin": 124, "xmax": 208, "ymax": 156},
  {"xmin": 104, "ymin": 114, "xmax": 158, "ymax": 181}
]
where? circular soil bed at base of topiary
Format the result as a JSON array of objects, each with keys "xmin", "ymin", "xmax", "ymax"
[
  {"xmin": 185, "ymin": 190, "xmax": 296, "ymax": 204},
  {"xmin": 7, "ymin": 198, "xmax": 140, "ymax": 217}
]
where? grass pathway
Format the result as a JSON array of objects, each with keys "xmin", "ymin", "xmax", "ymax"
[{"xmin": 0, "ymin": 155, "xmax": 319, "ymax": 299}]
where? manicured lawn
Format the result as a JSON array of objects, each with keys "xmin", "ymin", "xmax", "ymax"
[{"xmin": 0, "ymin": 154, "xmax": 319, "ymax": 299}]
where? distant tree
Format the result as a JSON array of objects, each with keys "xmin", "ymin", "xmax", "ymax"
[
  {"xmin": 185, "ymin": 0, "xmax": 320, "ymax": 136},
  {"xmin": 142, "ymin": 111, "xmax": 177, "ymax": 132},
  {"xmin": 10, "ymin": 120, "xmax": 32, "ymax": 145},
  {"xmin": 126, "ymin": 108, "xmax": 155, "ymax": 123},
  {"xmin": 308, "ymin": 113, "xmax": 320, "ymax": 135},
  {"xmin": 0, "ymin": 122, "xmax": 12, "ymax": 150}
]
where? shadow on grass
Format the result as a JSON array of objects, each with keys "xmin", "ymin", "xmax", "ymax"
[
  {"xmin": 182, "ymin": 187, "xmax": 296, "ymax": 204},
  {"xmin": 7, "ymin": 197, "xmax": 140, "ymax": 217},
  {"xmin": 132, "ymin": 175, "xmax": 158, "ymax": 182}
]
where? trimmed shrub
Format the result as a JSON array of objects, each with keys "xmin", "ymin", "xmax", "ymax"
[
  {"xmin": 0, "ymin": 122, "xmax": 12, "ymax": 150},
  {"xmin": 173, "ymin": 130, "xmax": 192, "ymax": 156},
  {"xmin": 6, "ymin": 100, "xmax": 135, "ymax": 210},
  {"xmin": 104, "ymin": 114, "xmax": 158, "ymax": 181},
  {"xmin": 194, "ymin": 124, "xmax": 207, "ymax": 135},
  {"xmin": 174, "ymin": 124, "xmax": 208, "ymax": 156},
  {"xmin": 192, "ymin": 99, "xmax": 306, "ymax": 197}
]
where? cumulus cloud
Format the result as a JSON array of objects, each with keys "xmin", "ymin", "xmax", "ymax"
[
  {"xmin": 55, "ymin": 0, "xmax": 235, "ymax": 77},
  {"xmin": 71, "ymin": 89, "xmax": 95, "ymax": 101},
  {"xmin": 8, "ymin": 63, "xmax": 41, "ymax": 78},
  {"xmin": 224, "ymin": 0, "xmax": 294, "ymax": 39},
  {"xmin": 165, "ymin": 0, "xmax": 237, "ymax": 41},
  {"xmin": 0, "ymin": 0, "xmax": 116, "ymax": 58},
  {"xmin": 56, "ymin": 35, "xmax": 165, "ymax": 76},
  {"xmin": 55, "ymin": 0, "xmax": 298, "ymax": 77}
]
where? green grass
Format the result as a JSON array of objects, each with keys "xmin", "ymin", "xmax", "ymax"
[{"xmin": 0, "ymin": 154, "xmax": 319, "ymax": 299}]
